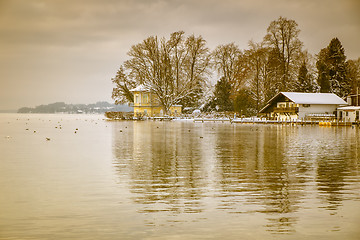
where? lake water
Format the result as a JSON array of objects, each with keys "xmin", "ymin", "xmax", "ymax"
[{"xmin": 0, "ymin": 113, "xmax": 359, "ymax": 239}]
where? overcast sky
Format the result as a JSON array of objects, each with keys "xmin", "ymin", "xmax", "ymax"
[{"xmin": 0, "ymin": 0, "xmax": 359, "ymax": 110}]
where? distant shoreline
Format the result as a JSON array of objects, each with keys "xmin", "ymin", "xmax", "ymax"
[
  {"xmin": 16, "ymin": 101, "xmax": 133, "ymax": 114},
  {"xmin": 0, "ymin": 110, "xmax": 17, "ymax": 113}
]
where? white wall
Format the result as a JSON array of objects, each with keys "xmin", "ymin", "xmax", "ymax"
[
  {"xmin": 298, "ymin": 104, "xmax": 338, "ymax": 119},
  {"xmin": 337, "ymin": 110, "xmax": 360, "ymax": 122}
]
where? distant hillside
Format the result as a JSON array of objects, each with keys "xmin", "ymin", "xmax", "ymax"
[{"xmin": 17, "ymin": 101, "xmax": 133, "ymax": 114}]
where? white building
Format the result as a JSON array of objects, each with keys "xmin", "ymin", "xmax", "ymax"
[
  {"xmin": 337, "ymin": 106, "xmax": 360, "ymax": 123},
  {"xmin": 260, "ymin": 92, "xmax": 348, "ymax": 121}
]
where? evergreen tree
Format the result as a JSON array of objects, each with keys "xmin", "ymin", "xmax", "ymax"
[
  {"xmin": 234, "ymin": 89, "xmax": 255, "ymax": 116},
  {"xmin": 316, "ymin": 48, "xmax": 331, "ymax": 93},
  {"xmin": 213, "ymin": 77, "xmax": 233, "ymax": 111},
  {"xmin": 294, "ymin": 61, "xmax": 314, "ymax": 92},
  {"xmin": 346, "ymin": 58, "xmax": 360, "ymax": 94},
  {"xmin": 328, "ymin": 38, "xmax": 350, "ymax": 97},
  {"xmin": 316, "ymin": 38, "xmax": 350, "ymax": 97}
]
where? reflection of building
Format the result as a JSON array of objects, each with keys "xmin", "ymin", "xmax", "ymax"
[
  {"xmin": 260, "ymin": 92, "xmax": 348, "ymax": 121},
  {"xmin": 130, "ymin": 84, "xmax": 182, "ymax": 117}
]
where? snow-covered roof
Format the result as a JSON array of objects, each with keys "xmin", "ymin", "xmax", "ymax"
[
  {"xmin": 281, "ymin": 92, "xmax": 348, "ymax": 105},
  {"xmin": 260, "ymin": 92, "xmax": 348, "ymax": 113},
  {"xmin": 129, "ymin": 84, "xmax": 148, "ymax": 92},
  {"xmin": 337, "ymin": 106, "xmax": 360, "ymax": 110}
]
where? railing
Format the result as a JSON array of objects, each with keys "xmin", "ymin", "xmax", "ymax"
[{"xmin": 273, "ymin": 107, "xmax": 299, "ymax": 113}]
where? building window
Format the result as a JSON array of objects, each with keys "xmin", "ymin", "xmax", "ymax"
[
  {"xmin": 135, "ymin": 94, "xmax": 139, "ymax": 104},
  {"xmin": 143, "ymin": 94, "xmax": 148, "ymax": 104},
  {"xmin": 303, "ymin": 104, "xmax": 310, "ymax": 107},
  {"xmin": 278, "ymin": 103, "xmax": 286, "ymax": 108}
]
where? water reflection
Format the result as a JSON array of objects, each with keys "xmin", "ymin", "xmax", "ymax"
[
  {"xmin": 112, "ymin": 122, "xmax": 360, "ymax": 234},
  {"xmin": 315, "ymin": 128, "xmax": 360, "ymax": 211},
  {"xmin": 210, "ymin": 126, "xmax": 307, "ymax": 233},
  {"xmin": 113, "ymin": 121, "xmax": 207, "ymax": 215}
]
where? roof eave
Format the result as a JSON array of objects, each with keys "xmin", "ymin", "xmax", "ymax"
[{"xmin": 259, "ymin": 92, "xmax": 283, "ymax": 113}]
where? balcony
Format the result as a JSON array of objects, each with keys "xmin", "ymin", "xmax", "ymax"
[{"xmin": 273, "ymin": 107, "xmax": 299, "ymax": 113}]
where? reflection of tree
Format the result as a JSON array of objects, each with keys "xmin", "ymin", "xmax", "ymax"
[
  {"xmin": 112, "ymin": 121, "xmax": 207, "ymax": 214},
  {"xmin": 316, "ymin": 128, "xmax": 360, "ymax": 211},
  {"xmin": 213, "ymin": 125, "xmax": 305, "ymax": 233},
  {"xmin": 111, "ymin": 122, "xmax": 360, "ymax": 234},
  {"xmin": 317, "ymin": 157, "xmax": 346, "ymax": 210}
]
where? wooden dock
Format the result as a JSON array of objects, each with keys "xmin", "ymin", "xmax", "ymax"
[
  {"xmin": 151, "ymin": 116, "xmax": 175, "ymax": 121},
  {"xmin": 193, "ymin": 117, "xmax": 357, "ymax": 126},
  {"xmin": 193, "ymin": 118, "xmax": 231, "ymax": 123}
]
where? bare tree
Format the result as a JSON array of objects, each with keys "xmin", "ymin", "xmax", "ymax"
[
  {"xmin": 246, "ymin": 41, "xmax": 270, "ymax": 112},
  {"xmin": 113, "ymin": 31, "xmax": 210, "ymax": 114},
  {"xmin": 111, "ymin": 66, "xmax": 136, "ymax": 104},
  {"xmin": 264, "ymin": 16, "xmax": 303, "ymax": 91},
  {"xmin": 182, "ymin": 34, "xmax": 211, "ymax": 106},
  {"xmin": 212, "ymin": 43, "xmax": 250, "ymax": 98}
]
